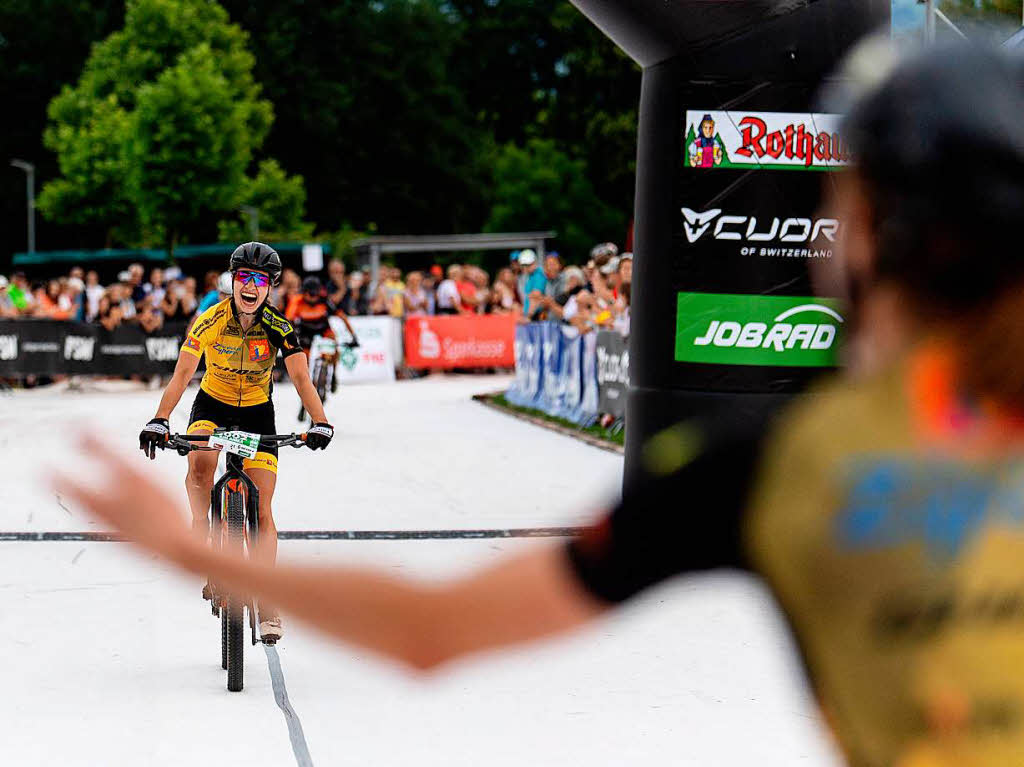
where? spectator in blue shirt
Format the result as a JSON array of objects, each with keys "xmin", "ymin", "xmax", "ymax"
[{"xmin": 520, "ymin": 250, "xmax": 546, "ymax": 316}]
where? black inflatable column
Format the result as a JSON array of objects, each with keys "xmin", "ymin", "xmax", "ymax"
[{"xmin": 571, "ymin": 0, "xmax": 889, "ymax": 486}]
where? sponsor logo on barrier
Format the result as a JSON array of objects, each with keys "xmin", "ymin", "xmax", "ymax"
[
  {"xmin": 100, "ymin": 344, "xmax": 145, "ymax": 355},
  {"xmin": 339, "ymin": 345, "xmax": 359, "ymax": 370},
  {"xmin": 416, "ymin": 321, "xmax": 440, "ymax": 360},
  {"xmin": 680, "ymin": 207, "xmax": 838, "ymax": 258},
  {"xmin": 596, "ymin": 346, "xmax": 630, "ymax": 388},
  {"xmin": 146, "ymin": 337, "xmax": 180, "ymax": 362},
  {"xmin": 675, "ymin": 292, "xmax": 844, "ymax": 367},
  {"xmin": 0, "ymin": 335, "xmax": 16, "ymax": 361},
  {"xmin": 22, "ymin": 342, "xmax": 60, "ymax": 353},
  {"xmin": 64, "ymin": 336, "xmax": 95, "ymax": 362},
  {"xmin": 406, "ymin": 315, "xmax": 516, "ymax": 369},
  {"xmin": 684, "ymin": 110, "xmax": 849, "ymax": 171}
]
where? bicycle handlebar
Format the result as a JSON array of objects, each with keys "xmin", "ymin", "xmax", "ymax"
[{"xmin": 160, "ymin": 432, "xmax": 308, "ymax": 454}]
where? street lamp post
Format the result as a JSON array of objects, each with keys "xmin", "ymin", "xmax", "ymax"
[
  {"xmin": 239, "ymin": 205, "xmax": 259, "ymax": 240},
  {"xmin": 10, "ymin": 159, "xmax": 35, "ymax": 254}
]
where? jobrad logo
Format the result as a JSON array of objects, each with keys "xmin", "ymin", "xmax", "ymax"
[
  {"xmin": 681, "ymin": 207, "xmax": 838, "ymax": 258},
  {"xmin": 675, "ymin": 292, "xmax": 844, "ymax": 367}
]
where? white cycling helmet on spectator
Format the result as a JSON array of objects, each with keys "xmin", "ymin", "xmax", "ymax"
[
  {"xmin": 217, "ymin": 271, "xmax": 233, "ymax": 295},
  {"xmin": 599, "ymin": 256, "xmax": 621, "ymax": 275},
  {"xmin": 590, "ymin": 242, "xmax": 619, "ymax": 261}
]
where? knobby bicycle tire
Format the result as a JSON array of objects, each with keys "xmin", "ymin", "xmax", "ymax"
[
  {"xmin": 221, "ymin": 605, "xmax": 228, "ymax": 670},
  {"xmin": 225, "ymin": 491, "xmax": 246, "ymax": 692}
]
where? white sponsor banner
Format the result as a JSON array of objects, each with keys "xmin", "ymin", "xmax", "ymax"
[
  {"xmin": 684, "ymin": 110, "xmax": 849, "ymax": 171},
  {"xmin": 328, "ymin": 315, "xmax": 395, "ymax": 384}
]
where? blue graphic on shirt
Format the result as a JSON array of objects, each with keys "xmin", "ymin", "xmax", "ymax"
[{"xmin": 835, "ymin": 459, "xmax": 1024, "ymax": 559}]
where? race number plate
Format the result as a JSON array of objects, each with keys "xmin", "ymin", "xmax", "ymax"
[{"xmin": 207, "ymin": 430, "xmax": 260, "ymax": 460}]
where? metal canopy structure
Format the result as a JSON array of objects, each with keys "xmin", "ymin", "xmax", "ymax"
[
  {"xmin": 352, "ymin": 232, "xmax": 555, "ymax": 285},
  {"xmin": 12, "ymin": 241, "xmax": 331, "ymax": 268}
]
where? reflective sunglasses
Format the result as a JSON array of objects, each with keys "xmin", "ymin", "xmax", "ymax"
[{"xmin": 234, "ymin": 270, "xmax": 271, "ymax": 288}]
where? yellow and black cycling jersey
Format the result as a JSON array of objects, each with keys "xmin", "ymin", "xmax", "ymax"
[{"xmin": 181, "ymin": 298, "xmax": 302, "ymax": 407}]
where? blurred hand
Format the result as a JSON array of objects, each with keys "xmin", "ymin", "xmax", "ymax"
[{"xmin": 54, "ymin": 434, "xmax": 192, "ymax": 562}]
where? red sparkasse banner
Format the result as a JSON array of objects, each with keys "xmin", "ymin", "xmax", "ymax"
[{"xmin": 404, "ymin": 314, "xmax": 516, "ymax": 368}]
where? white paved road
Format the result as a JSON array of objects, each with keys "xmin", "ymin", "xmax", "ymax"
[{"xmin": 0, "ymin": 376, "xmax": 840, "ymax": 766}]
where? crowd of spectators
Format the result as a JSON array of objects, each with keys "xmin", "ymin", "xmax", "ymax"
[
  {"xmin": 0, "ymin": 240, "xmax": 633, "ymax": 337},
  {"xmin": 0, "ymin": 263, "xmax": 199, "ymax": 332}
]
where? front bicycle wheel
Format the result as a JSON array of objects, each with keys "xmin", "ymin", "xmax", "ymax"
[{"xmin": 225, "ymin": 491, "xmax": 246, "ymax": 692}]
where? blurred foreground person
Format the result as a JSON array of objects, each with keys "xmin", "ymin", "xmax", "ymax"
[{"xmin": 57, "ymin": 45, "xmax": 1024, "ymax": 767}]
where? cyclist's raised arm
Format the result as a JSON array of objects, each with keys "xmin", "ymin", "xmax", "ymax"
[
  {"xmin": 333, "ymin": 306, "xmax": 358, "ymax": 344},
  {"xmin": 154, "ymin": 349, "xmax": 201, "ymax": 420}
]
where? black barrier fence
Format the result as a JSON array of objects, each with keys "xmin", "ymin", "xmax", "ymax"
[{"xmin": 0, "ymin": 319, "xmax": 186, "ymax": 377}]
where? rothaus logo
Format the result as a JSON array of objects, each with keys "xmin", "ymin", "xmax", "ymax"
[
  {"xmin": 693, "ymin": 304, "xmax": 844, "ymax": 353},
  {"xmin": 146, "ymin": 337, "xmax": 180, "ymax": 362},
  {"xmin": 63, "ymin": 335, "xmax": 95, "ymax": 361},
  {"xmin": 0, "ymin": 335, "xmax": 16, "ymax": 361},
  {"xmin": 681, "ymin": 207, "xmax": 839, "ymax": 246}
]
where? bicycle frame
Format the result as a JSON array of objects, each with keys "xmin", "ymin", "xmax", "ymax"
[
  {"xmin": 211, "ymin": 448, "xmax": 262, "ymax": 646},
  {"xmin": 158, "ymin": 429, "xmax": 307, "ymax": 690}
]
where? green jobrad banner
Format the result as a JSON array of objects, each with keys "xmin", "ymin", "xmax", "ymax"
[{"xmin": 675, "ymin": 293, "xmax": 844, "ymax": 367}]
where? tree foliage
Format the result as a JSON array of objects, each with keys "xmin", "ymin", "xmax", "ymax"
[
  {"xmin": 37, "ymin": 0, "xmax": 280, "ymax": 252},
  {"xmin": 485, "ymin": 139, "xmax": 619, "ymax": 259},
  {"xmin": 218, "ymin": 159, "xmax": 314, "ymax": 242},
  {"xmin": 12, "ymin": 0, "xmax": 642, "ymax": 264}
]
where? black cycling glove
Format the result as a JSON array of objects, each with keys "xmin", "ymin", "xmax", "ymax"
[
  {"xmin": 306, "ymin": 422, "xmax": 334, "ymax": 451},
  {"xmin": 345, "ymin": 338, "xmax": 360, "ymax": 349},
  {"xmin": 139, "ymin": 418, "xmax": 170, "ymax": 460}
]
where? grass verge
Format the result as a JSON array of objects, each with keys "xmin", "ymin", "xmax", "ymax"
[{"xmin": 475, "ymin": 392, "xmax": 624, "ymax": 453}]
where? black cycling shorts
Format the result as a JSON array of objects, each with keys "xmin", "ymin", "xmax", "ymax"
[{"xmin": 187, "ymin": 388, "xmax": 279, "ymax": 467}]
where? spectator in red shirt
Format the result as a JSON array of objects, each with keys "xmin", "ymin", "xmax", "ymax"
[{"xmin": 456, "ymin": 267, "xmax": 479, "ymax": 314}]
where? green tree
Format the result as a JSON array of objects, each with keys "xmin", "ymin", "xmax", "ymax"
[
  {"xmin": 37, "ymin": 95, "xmax": 136, "ymax": 246},
  {"xmin": 38, "ymin": 0, "xmax": 276, "ymax": 252},
  {"xmin": 217, "ymin": 159, "xmax": 314, "ymax": 242},
  {"xmin": 485, "ymin": 139, "xmax": 620, "ymax": 260},
  {"xmin": 219, "ymin": 0, "xmax": 493, "ymax": 234}
]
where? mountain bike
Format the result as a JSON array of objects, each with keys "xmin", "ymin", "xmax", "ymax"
[{"xmin": 159, "ymin": 429, "xmax": 309, "ymax": 692}]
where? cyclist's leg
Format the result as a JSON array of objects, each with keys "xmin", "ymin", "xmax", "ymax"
[
  {"xmin": 185, "ymin": 423, "xmax": 219, "ymax": 538},
  {"xmin": 185, "ymin": 389, "xmax": 226, "ymax": 539},
  {"xmin": 243, "ymin": 458, "xmax": 278, "ymax": 566}
]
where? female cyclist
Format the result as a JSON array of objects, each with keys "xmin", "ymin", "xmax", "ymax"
[{"xmin": 136, "ymin": 242, "xmax": 336, "ymax": 641}]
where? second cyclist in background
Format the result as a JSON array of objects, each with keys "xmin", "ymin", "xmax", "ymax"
[{"xmin": 286, "ymin": 276, "xmax": 359, "ymax": 417}]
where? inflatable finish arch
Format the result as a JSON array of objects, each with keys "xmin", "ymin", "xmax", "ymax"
[{"xmin": 570, "ymin": 0, "xmax": 890, "ymax": 484}]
